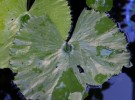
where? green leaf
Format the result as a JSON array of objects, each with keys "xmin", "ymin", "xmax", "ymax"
[
  {"xmin": 52, "ymin": 68, "xmax": 83, "ymax": 100},
  {"xmin": 10, "ymin": 9, "xmax": 129, "ymax": 99},
  {"xmin": 0, "ymin": 0, "xmax": 71, "ymax": 68},
  {"xmin": 70, "ymin": 9, "xmax": 130, "ymax": 86},
  {"xmin": 0, "ymin": 0, "xmax": 27, "ymax": 68},
  {"xmin": 10, "ymin": 16, "xmax": 83, "ymax": 99},
  {"xmin": 86, "ymin": 0, "xmax": 113, "ymax": 12},
  {"xmin": 29, "ymin": 0, "xmax": 71, "ymax": 39},
  {"xmin": 10, "ymin": 16, "xmax": 66, "ymax": 99}
]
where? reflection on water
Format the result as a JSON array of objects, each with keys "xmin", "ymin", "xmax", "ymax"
[{"xmin": 102, "ymin": 73, "xmax": 132, "ymax": 100}]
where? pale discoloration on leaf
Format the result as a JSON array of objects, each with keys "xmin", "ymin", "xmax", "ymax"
[
  {"xmin": 10, "ymin": 9, "xmax": 130, "ymax": 99},
  {"xmin": 10, "ymin": 16, "xmax": 66, "ymax": 99},
  {"xmin": 0, "ymin": 0, "xmax": 130, "ymax": 99},
  {"xmin": 70, "ymin": 9, "xmax": 130, "ymax": 86},
  {"xmin": 68, "ymin": 92, "xmax": 82, "ymax": 100},
  {"xmin": 0, "ymin": 0, "xmax": 71, "ymax": 68}
]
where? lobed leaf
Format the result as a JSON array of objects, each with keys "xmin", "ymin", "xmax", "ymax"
[
  {"xmin": 70, "ymin": 9, "xmax": 130, "ymax": 86},
  {"xmin": 10, "ymin": 9, "xmax": 130, "ymax": 99},
  {"xmin": 0, "ymin": 0, "xmax": 71, "ymax": 68},
  {"xmin": 10, "ymin": 16, "xmax": 68, "ymax": 99}
]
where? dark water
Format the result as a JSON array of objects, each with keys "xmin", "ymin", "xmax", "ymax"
[{"xmin": 0, "ymin": 0, "xmax": 135, "ymax": 100}]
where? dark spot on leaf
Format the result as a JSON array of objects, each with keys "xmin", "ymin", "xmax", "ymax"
[
  {"xmin": 56, "ymin": 66, "xmax": 58, "ymax": 68},
  {"xmin": 77, "ymin": 65, "xmax": 84, "ymax": 73}
]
